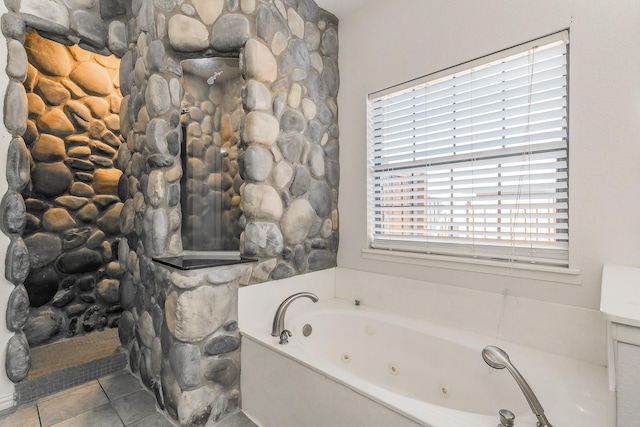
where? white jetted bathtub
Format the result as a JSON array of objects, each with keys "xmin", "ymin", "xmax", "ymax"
[{"xmin": 240, "ymin": 269, "xmax": 611, "ymax": 427}]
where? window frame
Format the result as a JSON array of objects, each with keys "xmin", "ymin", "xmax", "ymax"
[{"xmin": 366, "ymin": 31, "xmax": 570, "ymax": 268}]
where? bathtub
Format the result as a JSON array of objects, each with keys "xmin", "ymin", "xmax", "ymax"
[{"xmin": 241, "ymin": 296, "xmax": 610, "ymax": 427}]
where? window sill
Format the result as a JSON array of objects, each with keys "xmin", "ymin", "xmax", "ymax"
[{"xmin": 361, "ymin": 248, "xmax": 581, "ymax": 285}]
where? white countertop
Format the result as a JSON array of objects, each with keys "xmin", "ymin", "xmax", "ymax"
[{"xmin": 601, "ymin": 264, "xmax": 640, "ymax": 327}]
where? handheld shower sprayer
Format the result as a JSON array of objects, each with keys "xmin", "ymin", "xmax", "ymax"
[{"xmin": 482, "ymin": 346, "xmax": 553, "ymax": 427}]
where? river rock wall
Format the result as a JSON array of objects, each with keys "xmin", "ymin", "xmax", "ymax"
[{"xmin": 15, "ymin": 30, "xmax": 125, "ymax": 347}]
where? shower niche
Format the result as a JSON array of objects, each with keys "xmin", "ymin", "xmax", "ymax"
[{"xmin": 160, "ymin": 58, "xmax": 248, "ymax": 268}]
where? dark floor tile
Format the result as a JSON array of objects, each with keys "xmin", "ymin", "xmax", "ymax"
[
  {"xmin": 38, "ymin": 381, "xmax": 109, "ymax": 427},
  {"xmin": 0, "ymin": 403, "xmax": 40, "ymax": 427},
  {"xmin": 127, "ymin": 412, "xmax": 177, "ymax": 427},
  {"xmin": 98, "ymin": 371, "xmax": 143, "ymax": 401},
  {"xmin": 49, "ymin": 403, "xmax": 123, "ymax": 427},
  {"xmin": 213, "ymin": 411, "xmax": 259, "ymax": 427},
  {"xmin": 111, "ymin": 389, "xmax": 158, "ymax": 425}
]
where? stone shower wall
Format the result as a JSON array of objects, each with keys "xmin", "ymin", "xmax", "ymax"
[
  {"xmin": 115, "ymin": 0, "xmax": 340, "ymax": 424},
  {"xmin": 17, "ymin": 30, "xmax": 125, "ymax": 347},
  {"xmin": 1, "ymin": 0, "xmax": 128, "ymax": 381},
  {"xmin": 118, "ymin": 260, "xmax": 249, "ymax": 425},
  {"xmin": 181, "ymin": 62, "xmax": 243, "ymax": 251},
  {"xmin": 0, "ymin": 0, "xmax": 339, "ymax": 422}
]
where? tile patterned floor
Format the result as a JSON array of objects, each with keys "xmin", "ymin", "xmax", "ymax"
[
  {"xmin": 0, "ymin": 370, "xmax": 260, "ymax": 427},
  {"xmin": 0, "ymin": 371, "xmax": 175, "ymax": 427}
]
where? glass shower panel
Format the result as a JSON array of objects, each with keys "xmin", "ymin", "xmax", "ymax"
[{"xmin": 180, "ymin": 58, "xmax": 244, "ymax": 252}]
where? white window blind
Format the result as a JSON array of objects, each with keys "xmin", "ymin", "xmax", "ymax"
[{"xmin": 367, "ymin": 32, "xmax": 569, "ymax": 266}]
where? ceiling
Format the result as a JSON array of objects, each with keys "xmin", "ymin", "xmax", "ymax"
[{"xmin": 314, "ymin": 0, "xmax": 372, "ymax": 19}]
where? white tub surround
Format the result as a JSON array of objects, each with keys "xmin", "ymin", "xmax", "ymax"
[
  {"xmin": 240, "ymin": 268, "xmax": 610, "ymax": 427},
  {"xmin": 601, "ymin": 264, "xmax": 640, "ymax": 426}
]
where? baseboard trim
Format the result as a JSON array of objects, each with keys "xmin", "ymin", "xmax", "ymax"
[{"xmin": 0, "ymin": 390, "xmax": 15, "ymax": 412}]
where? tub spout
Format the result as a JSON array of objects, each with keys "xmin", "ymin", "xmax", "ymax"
[
  {"xmin": 482, "ymin": 346, "xmax": 553, "ymax": 427},
  {"xmin": 271, "ymin": 292, "xmax": 319, "ymax": 338}
]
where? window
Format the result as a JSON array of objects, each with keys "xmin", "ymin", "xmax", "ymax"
[{"xmin": 367, "ymin": 32, "xmax": 569, "ymax": 267}]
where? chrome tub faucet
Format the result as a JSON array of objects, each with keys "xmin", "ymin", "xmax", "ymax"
[{"xmin": 271, "ymin": 292, "xmax": 319, "ymax": 339}]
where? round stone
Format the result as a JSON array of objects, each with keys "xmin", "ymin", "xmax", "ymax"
[
  {"xmin": 6, "ymin": 137, "xmax": 30, "ymax": 192},
  {"xmin": 146, "ymin": 118, "xmax": 169, "ymax": 154},
  {"xmin": 277, "ymin": 132, "xmax": 308, "ymax": 163},
  {"xmin": 6, "ymin": 39, "xmax": 28, "ymax": 81},
  {"xmin": 70, "ymin": 62, "xmax": 114, "ymax": 96},
  {"xmin": 308, "ymin": 145, "xmax": 326, "ymax": 178},
  {"xmin": 24, "ymin": 233, "xmax": 62, "ymax": 269},
  {"xmin": 243, "ymin": 111, "xmax": 279, "ymax": 145},
  {"xmin": 280, "ymin": 109, "xmax": 305, "ymax": 133},
  {"xmin": 93, "ymin": 168, "xmax": 123, "ymax": 194},
  {"xmin": 25, "ymin": 31, "xmax": 71, "ymax": 76},
  {"xmin": 2, "ymin": 192, "xmax": 26, "ymax": 235},
  {"xmin": 35, "ymin": 78, "xmax": 70, "ymax": 106},
  {"xmin": 289, "ymin": 39, "xmax": 311, "ymax": 69},
  {"xmin": 242, "ymin": 183, "xmax": 282, "ymax": 220},
  {"xmin": 43, "ymin": 208, "xmax": 77, "ymax": 231},
  {"xmin": 290, "ymin": 165, "xmax": 310, "ymax": 197},
  {"xmin": 169, "ymin": 343, "xmax": 201, "ymax": 390},
  {"xmin": 305, "ymin": 22, "xmax": 321, "ymax": 50},
  {"xmin": 325, "ymin": 160, "xmax": 339, "ymax": 187},
  {"xmin": 244, "ymin": 39, "xmax": 277, "ymax": 83},
  {"xmin": 146, "ymin": 74, "xmax": 171, "ymax": 117},
  {"xmin": 147, "ymin": 171, "xmax": 165, "ymax": 207},
  {"xmin": 211, "ymin": 14, "xmax": 250, "ymax": 52},
  {"xmin": 204, "ymin": 358, "xmax": 238, "ymax": 387},
  {"xmin": 243, "ymin": 222, "xmax": 283, "ymax": 257},
  {"xmin": 322, "ymin": 58, "xmax": 340, "ymax": 98},
  {"xmin": 309, "ymin": 180, "xmax": 332, "ymax": 217},
  {"xmin": 244, "ymin": 80, "xmax": 271, "ymax": 111},
  {"xmin": 97, "ymin": 202, "xmax": 123, "ymax": 235},
  {"xmin": 6, "ymin": 238, "xmax": 30, "ymax": 285},
  {"xmin": 165, "ymin": 284, "xmax": 234, "ymax": 342},
  {"xmin": 243, "ymin": 145, "xmax": 273, "ymax": 182},
  {"xmin": 37, "ymin": 109, "xmax": 75, "ymax": 136},
  {"xmin": 4, "ymin": 82, "xmax": 28, "ymax": 136},
  {"xmin": 96, "ymin": 279, "xmax": 120, "ymax": 303},
  {"xmin": 309, "ymin": 250, "xmax": 336, "ymax": 271},
  {"xmin": 287, "ymin": 8, "xmax": 304, "ymax": 39},
  {"xmin": 204, "ymin": 334, "xmax": 240, "ymax": 356},
  {"xmin": 272, "ymin": 262, "xmax": 295, "ymax": 280},
  {"xmin": 281, "ymin": 199, "xmax": 316, "ymax": 244},
  {"xmin": 24, "ymin": 268, "xmax": 60, "ymax": 308},
  {"xmin": 6, "ymin": 333, "xmax": 30, "ymax": 382},
  {"xmin": 24, "ymin": 307, "xmax": 64, "ymax": 346},
  {"xmin": 322, "ymin": 27, "xmax": 339, "ymax": 58},
  {"xmin": 6, "ymin": 285, "xmax": 30, "ymax": 332},
  {"xmin": 168, "ymin": 15, "xmax": 210, "ymax": 52},
  {"xmin": 51, "ymin": 288, "xmax": 75, "ymax": 308},
  {"xmin": 56, "ymin": 248, "xmax": 103, "ymax": 274},
  {"xmin": 118, "ymin": 311, "xmax": 136, "ymax": 345},
  {"xmin": 272, "ymin": 161, "xmax": 293, "ymax": 189}
]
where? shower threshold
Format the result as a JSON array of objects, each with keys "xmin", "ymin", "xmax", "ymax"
[{"xmin": 15, "ymin": 328, "xmax": 126, "ymax": 405}]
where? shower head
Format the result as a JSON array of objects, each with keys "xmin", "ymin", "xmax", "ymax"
[
  {"xmin": 207, "ymin": 70, "xmax": 224, "ymax": 85},
  {"xmin": 482, "ymin": 345, "xmax": 510, "ymax": 369}
]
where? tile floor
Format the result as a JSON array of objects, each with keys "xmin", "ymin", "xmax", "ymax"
[
  {"xmin": 0, "ymin": 370, "xmax": 259, "ymax": 427},
  {"xmin": 0, "ymin": 370, "xmax": 174, "ymax": 427}
]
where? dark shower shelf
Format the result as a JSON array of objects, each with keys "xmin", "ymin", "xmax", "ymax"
[{"xmin": 152, "ymin": 255, "xmax": 257, "ymax": 270}]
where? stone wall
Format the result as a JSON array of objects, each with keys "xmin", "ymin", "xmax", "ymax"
[
  {"xmin": 16, "ymin": 30, "xmax": 125, "ymax": 347},
  {"xmin": 1, "ymin": 0, "xmax": 339, "ymax": 422},
  {"xmin": 118, "ymin": 0, "xmax": 340, "ymax": 281},
  {"xmin": 1, "ymin": 0, "xmax": 128, "ymax": 381},
  {"xmin": 116, "ymin": 0, "xmax": 340, "ymax": 424},
  {"xmin": 119, "ymin": 261, "xmax": 249, "ymax": 425}
]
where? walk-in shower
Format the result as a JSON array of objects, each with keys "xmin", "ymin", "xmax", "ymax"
[{"xmin": 179, "ymin": 58, "xmax": 244, "ymax": 254}]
